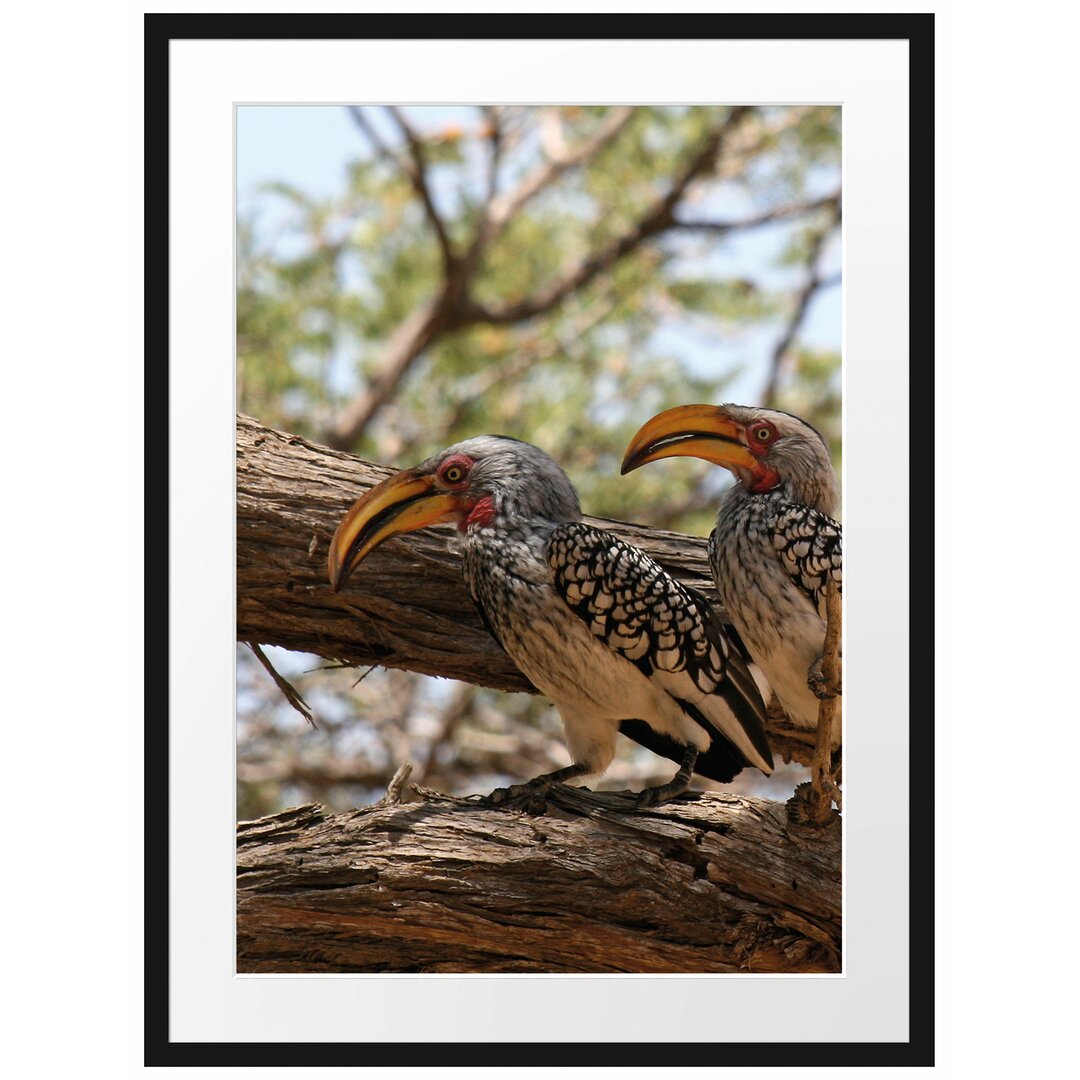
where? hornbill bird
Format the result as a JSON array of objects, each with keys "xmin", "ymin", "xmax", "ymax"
[
  {"xmin": 328, "ymin": 436, "xmax": 773, "ymax": 805},
  {"xmin": 622, "ymin": 405, "xmax": 842, "ymax": 744}
]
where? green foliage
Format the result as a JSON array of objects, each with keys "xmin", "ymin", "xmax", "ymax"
[{"xmin": 238, "ymin": 105, "xmax": 841, "ymax": 505}]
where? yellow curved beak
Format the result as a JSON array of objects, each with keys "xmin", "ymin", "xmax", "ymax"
[
  {"xmin": 328, "ymin": 469, "xmax": 469, "ymax": 592},
  {"xmin": 620, "ymin": 404, "xmax": 758, "ymax": 475}
]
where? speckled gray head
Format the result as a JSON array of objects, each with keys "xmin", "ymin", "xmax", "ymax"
[{"xmin": 420, "ymin": 435, "xmax": 583, "ymax": 526}]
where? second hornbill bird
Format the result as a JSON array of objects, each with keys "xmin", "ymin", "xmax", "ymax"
[
  {"xmin": 328, "ymin": 436, "xmax": 773, "ymax": 805},
  {"xmin": 622, "ymin": 405, "xmax": 842, "ymax": 744}
]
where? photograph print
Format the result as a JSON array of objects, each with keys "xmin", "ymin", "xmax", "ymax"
[{"xmin": 235, "ymin": 103, "xmax": 843, "ymax": 974}]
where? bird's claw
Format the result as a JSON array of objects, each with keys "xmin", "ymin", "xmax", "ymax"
[
  {"xmin": 480, "ymin": 781, "xmax": 553, "ymax": 814},
  {"xmin": 482, "ymin": 785, "xmax": 515, "ymax": 806},
  {"xmin": 578, "ymin": 786, "xmax": 686, "ymax": 808},
  {"xmin": 807, "ymin": 657, "xmax": 841, "ymax": 700}
]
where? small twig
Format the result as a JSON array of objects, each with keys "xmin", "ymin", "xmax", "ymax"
[
  {"xmin": 808, "ymin": 580, "xmax": 842, "ymax": 822},
  {"xmin": 351, "ymin": 666, "xmax": 375, "ymax": 689},
  {"xmin": 483, "ymin": 106, "xmax": 635, "ymax": 235},
  {"xmin": 674, "ymin": 190, "xmax": 841, "ymax": 234},
  {"xmin": 385, "ymin": 106, "xmax": 456, "ymax": 271},
  {"xmin": 304, "ymin": 661, "xmax": 377, "ymax": 694},
  {"xmin": 346, "ymin": 106, "xmax": 405, "ymax": 172},
  {"xmin": 248, "ymin": 641, "xmax": 318, "ymax": 730},
  {"xmin": 377, "ymin": 762, "xmax": 413, "ymax": 806},
  {"xmin": 820, "ymin": 577, "xmax": 842, "ymax": 689},
  {"xmin": 762, "ymin": 200, "xmax": 842, "ymax": 408},
  {"xmin": 480, "ymin": 106, "xmax": 503, "ymax": 205},
  {"xmin": 411, "ymin": 782, "xmax": 472, "ymax": 805}
]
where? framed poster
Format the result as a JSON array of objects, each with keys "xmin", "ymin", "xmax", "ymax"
[{"xmin": 148, "ymin": 13, "xmax": 933, "ymax": 1066}]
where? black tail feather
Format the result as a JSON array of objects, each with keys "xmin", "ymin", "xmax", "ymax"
[{"xmin": 618, "ymin": 716, "xmax": 750, "ymax": 784}]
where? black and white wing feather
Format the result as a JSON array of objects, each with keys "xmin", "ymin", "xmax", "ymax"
[
  {"xmin": 770, "ymin": 505, "xmax": 842, "ymax": 617},
  {"xmin": 547, "ymin": 522, "xmax": 773, "ymax": 779}
]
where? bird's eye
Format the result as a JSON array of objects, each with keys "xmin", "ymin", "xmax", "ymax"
[
  {"xmin": 750, "ymin": 422, "xmax": 777, "ymax": 445},
  {"xmin": 438, "ymin": 457, "xmax": 472, "ymax": 485}
]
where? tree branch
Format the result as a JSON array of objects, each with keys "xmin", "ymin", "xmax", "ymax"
[
  {"xmin": 346, "ymin": 106, "xmax": 405, "ymax": 171},
  {"xmin": 400, "ymin": 292, "xmax": 618, "ymax": 458},
  {"xmin": 483, "ymin": 106, "xmax": 636, "ymax": 235},
  {"xmin": 810, "ymin": 579, "xmax": 843, "ymax": 819},
  {"xmin": 247, "ymin": 641, "xmax": 317, "ymax": 730},
  {"xmin": 323, "ymin": 106, "xmax": 823, "ymax": 450},
  {"xmin": 321, "ymin": 107, "xmax": 764, "ymax": 452},
  {"xmin": 468, "ymin": 107, "xmax": 753, "ymax": 325},
  {"xmin": 479, "ymin": 106, "xmax": 503, "ymax": 205},
  {"xmin": 237, "ymin": 788, "xmax": 840, "ymax": 973},
  {"xmin": 384, "ymin": 106, "xmax": 457, "ymax": 272},
  {"xmin": 762, "ymin": 202, "xmax": 843, "ymax": 407},
  {"xmin": 673, "ymin": 189, "xmax": 841, "ymax": 234}
]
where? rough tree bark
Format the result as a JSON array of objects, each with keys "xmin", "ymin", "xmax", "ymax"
[
  {"xmin": 236, "ymin": 413, "xmax": 840, "ymax": 973},
  {"xmin": 238, "ymin": 782, "xmax": 840, "ymax": 974}
]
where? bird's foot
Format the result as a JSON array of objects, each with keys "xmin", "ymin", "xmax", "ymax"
[
  {"xmin": 484, "ymin": 782, "xmax": 523, "ymax": 806},
  {"xmin": 480, "ymin": 763, "xmax": 591, "ymax": 813},
  {"xmin": 482, "ymin": 780, "xmax": 550, "ymax": 811},
  {"xmin": 808, "ymin": 656, "xmax": 841, "ymax": 700},
  {"xmin": 631, "ymin": 782, "xmax": 694, "ymax": 808},
  {"xmin": 631, "ymin": 746, "xmax": 697, "ymax": 807}
]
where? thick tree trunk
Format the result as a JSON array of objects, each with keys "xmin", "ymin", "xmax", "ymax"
[
  {"xmin": 235, "ymin": 413, "xmax": 814, "ymax": 763},
  {"xmin": 237, "ymin": 784, "xmax": 840, "ymax": 974}
]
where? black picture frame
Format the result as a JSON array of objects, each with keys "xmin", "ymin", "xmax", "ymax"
[{"xmin": 145, "ymin": 12, "xmax": 934, "ymax": 1067}]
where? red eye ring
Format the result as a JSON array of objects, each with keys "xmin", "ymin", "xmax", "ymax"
[
  {"xmin": 437, "ymin": 454, "xmax": 473, "ymax": 487},
  {"xmin": 748, "ymin": 420, "xmax": 778, "ymax": 451}
]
